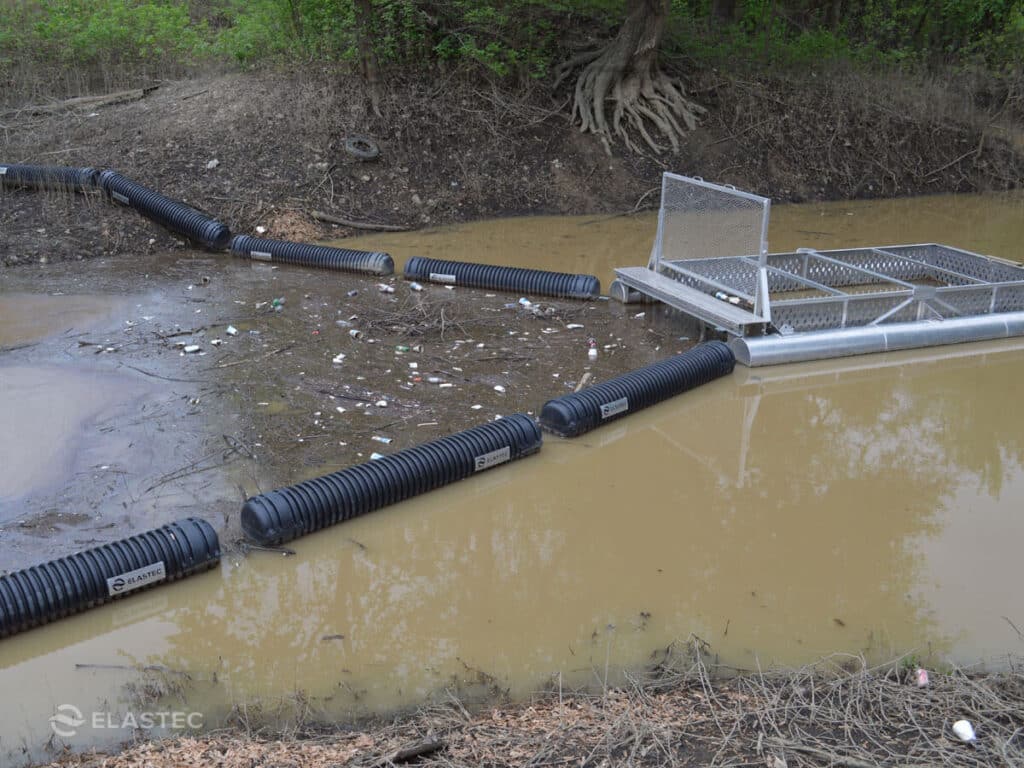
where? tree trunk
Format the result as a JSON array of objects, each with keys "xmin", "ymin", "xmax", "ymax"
[
  {"xmin": 711, "ymin": 0, "xmax": 737, "ymax": 26},
  {"xmin": 828, "ymin": 0, "xmax": 842, "ymax": 33},
  {"xmin": 554, "ymin": 0, "xmax": 705, "ymax": 155},
  {"xmin": 353, "ymin": 0, "xmax": 382, "ymax": 117}
]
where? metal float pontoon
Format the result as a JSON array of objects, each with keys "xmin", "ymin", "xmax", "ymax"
[{"xmin": 612, "ymin": 173, "xmax": 1024, "ymax": 366}]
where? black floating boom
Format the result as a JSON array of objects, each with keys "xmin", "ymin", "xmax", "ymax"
[
  {"xmin": 540, "ymin": 341, "xmax": 736, "ymax": 437},
  {"xmin": 242, "ymin": 414, "xmax": 543, "ymax": 545},
  {"xmin": 404, "ymin": 256, "xmax": 600, "ymax": 299},
  {"xmin": 230, "ymin": 234, "xmax": 394, "ymax": 276},
  {"xmin": 99, "ymin": 170, "xmax": 231, "ymax": 250},
  {"xmin": 0, "ymin": 164, "xmax": 100, "ymax": 192},
  {"xmin": 0, "ymin": 517, "xmax": 221, "ymax": 639}
]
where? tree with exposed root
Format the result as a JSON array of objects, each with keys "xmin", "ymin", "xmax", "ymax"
[{"xmin": 554, "ymin": 0, "xmax": 705, "ymax": 155}]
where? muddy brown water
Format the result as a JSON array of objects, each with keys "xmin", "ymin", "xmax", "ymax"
[{"xmin": 1, "ymin": 191, "xmax": 1023, "ymax": 765}]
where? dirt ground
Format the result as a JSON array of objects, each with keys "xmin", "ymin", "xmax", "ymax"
[{"xmin": 2, "ymin": 67, "xmax": 1022, "ymax": 269}]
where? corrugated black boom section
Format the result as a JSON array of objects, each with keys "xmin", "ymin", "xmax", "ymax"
[
  {"xmin": 99, "ymin": 170, "xmax": 231, "ymax": 250},
  {"xmin": 404, "ymin": 256, "xmax": 600, "ymax": 299},
  {"xmin": 540, "ymin": 341, "xmax": 736, "ymax": 437},
  {"xmin": 230, "ymin": 234, "xmax": 394, "ymax": 276},
  {"xmin": 0, "ymin": 164, "xmax": 99, "ymax": 192},
  {"xmin": 0, "ymin": 518, "xmax": 221, "ymax": 638},
  {"xmin": 242, "ymin": 414, "xmax": 543, "ymax": 545}
]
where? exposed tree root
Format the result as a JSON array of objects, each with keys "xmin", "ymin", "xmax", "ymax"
[{"xmin": 554, "ymin": 0, "xmax": 705, "ymax": 156}]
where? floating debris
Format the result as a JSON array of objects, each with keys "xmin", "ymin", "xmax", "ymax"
[
  {"xmin": 371, "ymin": 436, "xmax": 393, "ymax": 444},
  {"xmin": 332, "ymin": 353, "xmax": 346, "ymax": 365},
  {"xmin": 183, "ymin": 345, "xmax": 200, "ymax": 354},
  {"xmin": 225, "ymin": 325, "xmax": 238, "ymax": 336}
]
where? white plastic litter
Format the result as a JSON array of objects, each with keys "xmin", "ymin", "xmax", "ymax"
[
  {"xmin": 225, "ymin": 325, "xmax": 238, "ymax": 336},
  {"xmin": 183, "ymin": 345, "xmax": 200, "ymax": 353},
  {"xmin": 332, "ymin": 353, "xmax": 346, "ymax": 365},
  {"xmin": 952, "ymin": 720, "xmax": 977, "ymax": 742}
]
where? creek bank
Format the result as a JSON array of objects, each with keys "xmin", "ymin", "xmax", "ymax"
[{"xmin": 2, "ymin": 66, "xmax": 1021, "ymax": 269}]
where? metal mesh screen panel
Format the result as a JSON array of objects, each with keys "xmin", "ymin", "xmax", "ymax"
[{"xmin": 653, "ymin": 174, "xmax": 768, "ymax": 268}]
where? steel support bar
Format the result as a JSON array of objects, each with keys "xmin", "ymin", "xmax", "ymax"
[{"xmin": 730, "ymin": 311, "xmax": 1024, "ymax": 366}]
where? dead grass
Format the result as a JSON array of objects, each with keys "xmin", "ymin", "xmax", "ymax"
[{"xmin": 42, "ymin": 642, "xmax": 1024, "ymax": 768}]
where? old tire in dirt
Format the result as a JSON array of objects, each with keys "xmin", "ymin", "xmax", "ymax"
[{"xmin": 343, "ymin": 136, "xmax": 380, "ymax": 161}]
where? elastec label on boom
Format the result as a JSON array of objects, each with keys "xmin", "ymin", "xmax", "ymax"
[
  {"xmin": 429, "ymin": 273, "xmax": 457, "ymax": 284},
  {"xmin": 106, "ymin": 562, "xmax": 167, "ymax": 597},
  {"xmin": 474, "ymin": 446, "xmax": 511, "ymax": 472},
  {"xmin": 600, "ymin": 397, "xmax": 630, "ymax": 419}
]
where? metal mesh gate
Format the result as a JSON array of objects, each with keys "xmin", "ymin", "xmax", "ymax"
[{"xmin": 650, "ymin": 173, "xmax": 772, "ymax": 319}]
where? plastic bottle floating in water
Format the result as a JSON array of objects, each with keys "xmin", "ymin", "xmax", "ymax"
[{"xmin": 587, "ymin": 338, "xmax": 598, "ymax": 361}]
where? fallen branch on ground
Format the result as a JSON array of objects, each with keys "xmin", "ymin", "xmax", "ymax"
[{"xmin": 312, "ymin": 210, "xmax": 410, "ymax": 232}]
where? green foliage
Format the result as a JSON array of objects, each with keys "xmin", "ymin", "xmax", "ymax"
[
  {"xmin": 1, "ymin": 0, "xmax": 1020, "ymax": 84},
  {"xmin": 1, "ymin": 0, "xmax": 208, "ymax": 66}
]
